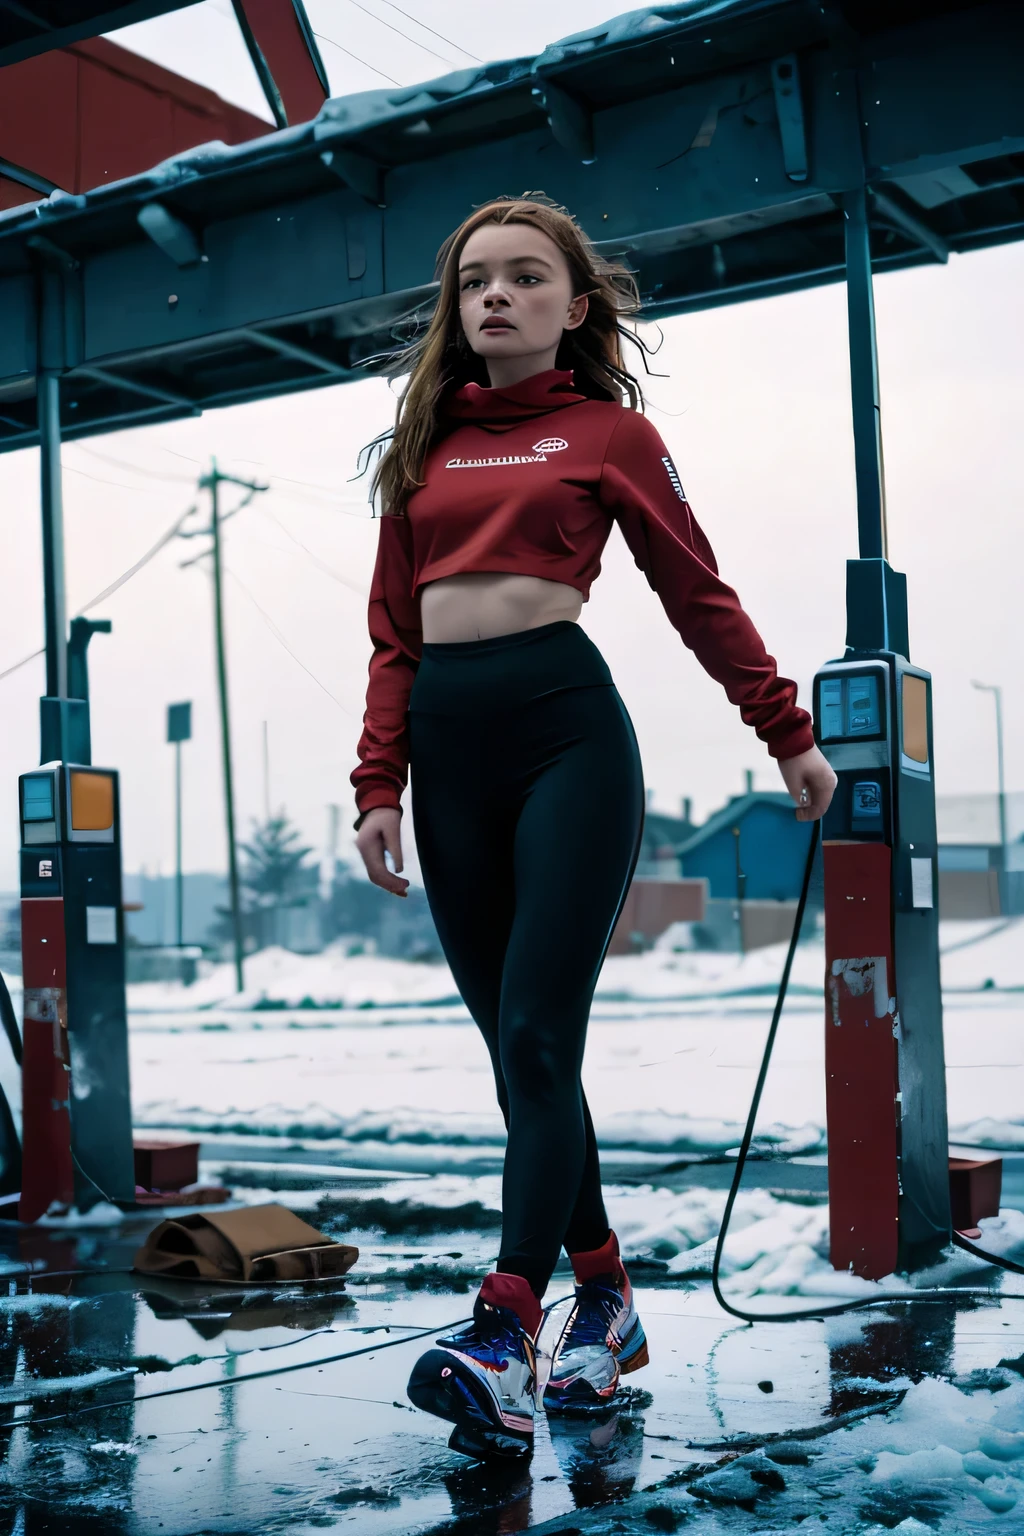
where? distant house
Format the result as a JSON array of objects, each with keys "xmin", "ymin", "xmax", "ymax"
[
  {"xmin": 677, "ymin": 791, "xmax": 814, "ymax": 902},
  {"xmin": 937, "ymin": 842, "xmax": 1024, "ymax": 918},
  {"xmin": 635, "ymin": 796, "xmax": 699, "ymax": 877}
]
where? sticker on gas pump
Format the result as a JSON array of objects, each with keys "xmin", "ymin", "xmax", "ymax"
[
  {"xmin": 911, "ymin": 857, "xmax": 934, "ymax": 909},
  {"xmin": 86, "ymin": 906, "xmax": 118, "ymax": 944}
]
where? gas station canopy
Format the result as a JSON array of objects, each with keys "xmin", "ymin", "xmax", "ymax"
[
  {"xmin": 0, "ymin": 0, "xmax": 1021, "ymax": 450},
  {"xmin": 0, "ymin": 0, "xmax": 203, "ymax": 67}
]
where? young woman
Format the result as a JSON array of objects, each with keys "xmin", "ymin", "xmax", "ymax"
[{"xmin": 352, "ymin": 195, "xmax": 836, "ymax": 1459}]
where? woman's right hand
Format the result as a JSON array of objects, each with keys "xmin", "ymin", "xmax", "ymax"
[{"xmin": 355, "ymin": 807, "xmax": 410, "ymax": 898}]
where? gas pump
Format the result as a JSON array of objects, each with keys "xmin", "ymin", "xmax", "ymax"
[
  {"xmin": 18, "ymin": 614, "xmax": 134, "ymax": 1222},
  {"xmin": 813, "ymin": 559, "xmax": 951, "ymax": 1279}
]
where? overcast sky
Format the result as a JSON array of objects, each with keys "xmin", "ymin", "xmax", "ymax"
[{"xmin": 1, "ymin": 2, "xmax": 1022, "ymax": 891}]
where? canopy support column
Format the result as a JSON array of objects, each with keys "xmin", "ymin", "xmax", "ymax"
[{"xmin": 843, "ymin": 186, "xmax": 908, "ymax": 658}]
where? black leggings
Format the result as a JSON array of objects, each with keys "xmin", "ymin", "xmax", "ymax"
[{"xmin": 409, "ymin": 619, "xmax": 645, "ymax": 1297}]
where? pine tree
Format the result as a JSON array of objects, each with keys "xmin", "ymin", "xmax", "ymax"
[{"xmin": 209, "ymin": 811, "xmax": 317, "ymax": 952}]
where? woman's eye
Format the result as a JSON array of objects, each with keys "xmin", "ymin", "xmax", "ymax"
[
  {"xmin": 460, "ymin": 278, "xmax": 483, "ymax": 291},
  {"xmin": 516, "ymin": 274, "xmax": 541, "ymax": 285}
]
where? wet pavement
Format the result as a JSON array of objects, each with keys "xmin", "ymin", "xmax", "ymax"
[{"xmin": 3, "ymin": 1162, "xmax": 1024, "ymax": 1534}]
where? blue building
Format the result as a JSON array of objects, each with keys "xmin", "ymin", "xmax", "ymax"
[{"xmin": 677, "ymin": 791, "xmax": 815, "ymax": 902}]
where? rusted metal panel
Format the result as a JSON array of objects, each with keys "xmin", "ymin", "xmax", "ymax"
[{"xmin": 823, "ymin": 842, "xmax": 900, "ymax": 1280}]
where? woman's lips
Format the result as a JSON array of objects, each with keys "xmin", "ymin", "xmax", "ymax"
[{"xmin": 481, "ymin": 320, "xmax": 514, "ymax": 331}]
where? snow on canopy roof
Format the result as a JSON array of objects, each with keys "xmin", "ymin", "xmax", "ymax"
[
  {"xmin": 0, "ymin": 0, "xmax": 817, "ymax": 241},
  {"xmin": 535, "ymin": 0, "xmax": 788, "ymax": 62}
]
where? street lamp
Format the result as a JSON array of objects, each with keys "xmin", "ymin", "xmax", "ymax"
[
  {"xmin": 971, "ymin": 680, "xmax": 1007, "ymax": 909},
  {"xmin": 167, "ymin": 702, "xmax": 192, "ymax": 949}
]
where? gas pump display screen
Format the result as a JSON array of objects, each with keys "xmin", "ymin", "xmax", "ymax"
[
  {"xmin": 818, "ymin": 674, "xmax": 884, "ymax": 742},
  {"xmin": 22, "ymin": 775, "xmax": 54, "ymax": 821}
]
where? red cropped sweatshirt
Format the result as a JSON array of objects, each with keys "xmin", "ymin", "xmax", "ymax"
[{"xmin": 351, "ymin": 369, "xmax": 813, "ymax": 820}]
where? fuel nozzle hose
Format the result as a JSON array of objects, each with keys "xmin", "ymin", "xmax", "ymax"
[{"xmin": 710, "ymin": 820, "xmax": 1024, "ymax": 1323}]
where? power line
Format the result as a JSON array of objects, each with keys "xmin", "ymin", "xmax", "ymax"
[
  {"xmin": 159, "ymin": 450, "xmax": 373, "ymax": 510},
  {"xmin": 71, "ymin": 444, "xmax": 196, "ymax": 484},
  {"xmin": 81, "ymin": 506, "xmax": 195, "ymax": 611},
  {"xmin": 314, "ymin": 29, "xmax": 402, "ymax": 85},
  {"xmin": 61, "ymin": 462, "xmax": 163, "ymax": 495},
  {"xmin": 258, "ymin": 503, "xmax": 367, "ymax": 595},
  {"xmin": 0, "ymin": 505, "xmax": 195, "ymax": 685},
  {"xmin": 0, "ymin": 646, "xmax": 41, "ymax": 684},
  {"xmin": 339, "ymin": 0, "xmax": 457, "ymax": 65},
  {"xmin": 269, "ymin": 487, "xmax": 370, "ymax": 519},
  {"xmin": 256, "ymin": 469, "xmax": 368, "ymax": 502},
  {"xmin": 226, "ymin": 567, "xmax": 351, "ymax": 714},
  {"xmin": 369, "ymin": 0, "xmax": 481, "ymax": 61}
]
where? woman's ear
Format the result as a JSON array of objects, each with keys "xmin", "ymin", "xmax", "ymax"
[{"xmin": 565, "ymin": 293, "xmax": 589, "ymax": 331}]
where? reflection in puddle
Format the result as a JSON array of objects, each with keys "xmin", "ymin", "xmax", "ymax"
[
  {"xmin": 828, "ymin": 1301, "xmax": 958, "ymax": 1416},
  {"xmin": 548, "ymin": 1405, "xmax": 646, "ymax": 1507},
  {"xmin": 138, "ymin": 1277, "xmax": 355, "ymax": 1341}
]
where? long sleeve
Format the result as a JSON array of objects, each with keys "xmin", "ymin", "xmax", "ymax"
[
  {"xmin": 351, "ymin": 512, "xmax": 423, "ymax": 819},
  {"xmin": 599, "ymin": 410, "xmax": 814, "ymax": 761}
]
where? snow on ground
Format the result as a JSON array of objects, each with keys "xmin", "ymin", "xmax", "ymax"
[
  {"xmin": 679, "ymin": 1373, "xmax": 1024, "ymax": 1529},
  {"xmin": 196, "ymin": 1151, "xmax": 1024, "ymax": 1305},
  {"xmin": 1, "ymin": 918, "xmax": 1017, "ymax": 1020},
  {"xmin": 109, "ymin": 913, "xmax": 1024, "ymax": 1318},
  {"xmin": 126, "ymin": 987, "xmax": 1024, "ymax": 1156},
  {"xmin": 9, "ymin": 917, "xmax": 1024, "ymax": 1313},
  {"xmin": 111, "ymin": 916, "xmax": 1023, "ymax": 1014},
  {"xmin": 811, "ymin": 1373, "xmax": 1024, "ymax": 1522}
]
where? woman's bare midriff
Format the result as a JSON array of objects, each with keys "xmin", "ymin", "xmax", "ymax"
[{"xmin": 419, "ymin": 572, "xmax": 583, "ymax": 643}]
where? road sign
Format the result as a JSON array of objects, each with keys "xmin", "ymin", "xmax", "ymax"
[{"xmin": 167, "ymin": 701, "xmax": 192, "ymax": 744}]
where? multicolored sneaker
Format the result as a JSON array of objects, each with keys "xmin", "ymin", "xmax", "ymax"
[
  {"xmin": 543, "ymin": 1231, "xmax": 648, "ymax": 1413},
  {"xmin": 407, "ymin": 1272, "xmax": 539, "ymax": 1459}
]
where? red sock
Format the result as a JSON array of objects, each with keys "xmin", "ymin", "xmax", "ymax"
[
  {"xmin": 568, "ymin": 1229, "xmax": 626, "ymax": 1286},
  {"xmin": 480, "ymin": 1271, "xmax": 542, "ymax": 1338}
]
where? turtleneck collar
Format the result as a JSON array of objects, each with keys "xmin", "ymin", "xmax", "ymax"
[{"xmin": 444, "ymin": 368, "xmax": 588, "ymax": 423}]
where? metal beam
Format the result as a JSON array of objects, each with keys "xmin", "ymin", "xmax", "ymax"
[
  {"xmin": 771, "ymin": 55, "xmax": 807, "ymax": 182},
  {"xmin": 0, "ymin": 0, "xmax": 205, "ymax": 68},
  {"xmin": 531, "ymin": 77, "xmax": 595, "ymax": 164},
  {"xmin": 320, "ymin": 148, "xmax": 385, "ymax": 208},
  {"xmin": 843, "ymin": 187, "xmax": 888, "ymax": 564},
  {"xmin": 241, "ymin": 327, "xmax": 348, "ymax": 374},
  {"xmin": 76, "ymin": 365, "xmax": 201, "ymax": 413},
  {"xmin": 0, "ymin": 2, "xmax": 1020, "ymax": 452},
  {"xmin": 229, "ymin": 0, "xmax": 287, "ymax": 129},
  {"xmin": 137, "ymin": 203, "xmax": 203, "ymax": 267},
  {"xmin": 869, "ymin": 189, "xmax": 949, "ymax": 265},
  {"xmin": 0, "ymin": 156, "xmax": 56, "ymax": 196},
  {"xmin": 37, "ymin": 371, "xmax": 67, "ymax": 703}
]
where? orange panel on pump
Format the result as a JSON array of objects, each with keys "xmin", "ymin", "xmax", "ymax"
[
  {"xmin": 823, "ymin": 842, "xmax": 900, "ymax": 1280},
  {"xmin": 902, "ymin": 675, "xmax": 929, "ymax": 764},
  {"xmin": 70, "ymin": 770, "xmax": 114, "ymax": 831}
]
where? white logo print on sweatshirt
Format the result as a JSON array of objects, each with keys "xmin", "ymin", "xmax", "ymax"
[
  {"xmin": 446, "ymin": 437, "xmax": 568, "ymax": 469},
  {"xmin": 661, "ymin": 456, "xmax": 687, "ymax": 503}
]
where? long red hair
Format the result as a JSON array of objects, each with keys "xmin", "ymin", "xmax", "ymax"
[{"xmin": 368, "ymin": 193, "xmax": 646, "ymax": 517}]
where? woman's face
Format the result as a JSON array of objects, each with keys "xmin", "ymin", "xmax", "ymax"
[{"xmin": 457, "ymin": 222, "xmax": 588, "ymax": 373}]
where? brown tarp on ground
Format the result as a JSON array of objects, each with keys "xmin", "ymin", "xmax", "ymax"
[{"xmin": 134, "ymin": 1203, "xmax": 358, "ymax": 1283}]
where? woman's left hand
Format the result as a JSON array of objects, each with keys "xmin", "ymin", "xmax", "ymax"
[{"xmin": 777, "ymin": 745, "xmax": 837, "ymax": 822}]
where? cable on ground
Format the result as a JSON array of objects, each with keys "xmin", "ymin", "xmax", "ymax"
[
  {"xmin": 6, "ymin": 1291, "xmax": 575, "ymax": 1425},
  {"xmin": 711, "ymin": 820, "xmax": 1024, "ymax": 1322}
]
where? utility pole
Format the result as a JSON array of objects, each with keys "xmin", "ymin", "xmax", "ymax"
[
  {"xmin": 733, "ymin": 824, "xmax": 746, "ymax": 955},
  {"xmin": 262, "ymin": 720, "xmax": 271, "ymax": 823},
  {"xmin": 972, "ymin": 680, "xmax": 1008, "ymax": 911},
  {"xmin": 167, "ymin": 702, "xmax": 192, "ymax": 949},
  {"xmin": 179, "ymin": 461, "xmax": 268, "ymax": 992}
]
